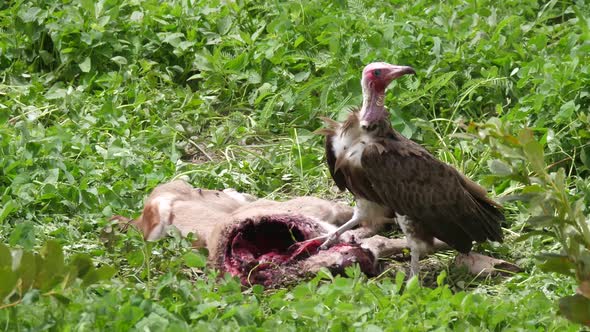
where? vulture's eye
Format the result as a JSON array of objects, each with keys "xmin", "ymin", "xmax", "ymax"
[{"xmin": 373, "ymin": 69, "xmax": 382, "ymax": 77}]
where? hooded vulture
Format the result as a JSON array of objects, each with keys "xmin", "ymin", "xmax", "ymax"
[{"xmin": 317, "ymin": 62, "xmax": 504, "ymax": 276}]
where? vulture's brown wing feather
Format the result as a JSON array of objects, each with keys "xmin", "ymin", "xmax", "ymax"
[
  {"xmin": 361, "ymin": 135, "xmax": 504, "ymax": 253},
  {"xmin": 325, "ymin": 134, "xmax": 347, "ymax": 191}
]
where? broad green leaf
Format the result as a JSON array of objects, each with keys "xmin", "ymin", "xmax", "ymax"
[
  {"xmin": 81, "ymin": 265, "xmax": 116, "ymax": 287},
  {"xmin": 159, "ymin": 32, "xmax": 185, "ymax": 47},
  {"xmin": 111, "ymin": 56, "xmax": 128, "ymax": 65},
  {"xmin": 559, "ymin": 294, "xmax": 590, "ymax": 326},
  {"xmin": 135, "ymin": 313, "xmax": 170, "ymax": 331},
  {"xmin": 79, "ymin": 0, "xmax": 95, "ymax": 16},
  {"xmin": 217, "ymin": 16, "xmax": 233, "ymax": 35},
  {"xmin": 519, "ymin": 129, "xmax": 546, "ymax": 175},
  {"xmin": 41, "ymin": 240, "xmax": 64, "ymax": 274},
  {"xmin": 18, "ymin": 7, "xmax": 42, "ymax": 23},
  {"xmin": 79, "ymin": 57, "xmax": 91, "ymax": 73},
  {"xmin": 488, "ymin": 159, "xmax": 512, "ymax": 176},
  {"xmin": 21, "ymin": 289, "xmax": 40, "ymax": 304},
  {"xmin": 0, "ymin": 267, "xmax": 17, "ymax": 301},
  {"xmin": 45, "ymin": 85, "xmax": 67, "ymax": 99},
  {"xmin": 436, "ymin": 270, "xmax": 447, "ymax": 287},
  {"xmin": 44, "ymin": 168, "xmax": 60, "ymax": 184},
  {"xmin": 293, "ymin": 71, "xmax": 310, "ymax": 83},
  {"xmin": 0, "ymin": 243, "xmax": 11, "ymax": 269},
  {"xmin": 183, "ymin": 251, "xmax": 206, "ymax": 268},
  {"xmin": 126, "ymin": 249, "xmax": 144, "ymax": 267},
  {"xmin": 536, "ymin": 254, "xmax": 575, "ymax": 277},
  {"xmin": 526, "ymin": 215, "xmax": 559, "ymax": 227},
  {"xmin": 130, "ymin": 11, "xmax": 144, "ymax": 22},
  {"xmin": 37, "ymin": 240, "xmax": 65, "ymax": 291},
  {"xmin": 225, "ymin": 53, "xmax": 248, "ymax": 71},
  {"xmin": 0, "ymin": 200, "xmax": 18, "ymax": 224},
  {"xmin": 394, "ymin": 271, "xmax": 405, "ymax": 294},
  {"xmin": 16, "ymin": 251, "xmax": 37, "ymax": 293},
  {"xmin": 581, "ymin": 147, "xmax": 590, "ymax": 169},
  {"xmin": 554, "ymin": 100, "xmax": 579, "ymax": 123},
  {"xmin": 515, "ymin": 230, "xmax": 556, "ymax": 242},
  {"xmin": 70, "ymin": 254, "xmax": 93, "ymax": 278},
  {"xmin": 405, "ymin": 275, "xmax": 420, "ymax": 293},
  {"xmin": 9, "ymin": 222, "xmax": 36, "ymax": 250},
  {"xmin": 51, "ymin": 293, "xmax": 71, "ymax": 305}
]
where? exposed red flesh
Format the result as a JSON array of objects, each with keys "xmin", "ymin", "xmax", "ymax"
[{"xmin": 222, "ymin": 217, "xmax": 375, "ymax": 287}]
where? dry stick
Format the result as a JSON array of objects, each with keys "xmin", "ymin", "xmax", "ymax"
[{"xmin": 188, "ymin": 138, "xmax": 213, "ymax": 162}]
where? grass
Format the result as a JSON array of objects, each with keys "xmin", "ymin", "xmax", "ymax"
[{"xmin": 1, "ymin": 0, "xmax": 589, "ymax": 329}]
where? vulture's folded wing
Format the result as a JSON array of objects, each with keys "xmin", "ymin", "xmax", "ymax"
[{"xmin": 361, "ymin": 136, "xmax": 504, "ymax": 253}]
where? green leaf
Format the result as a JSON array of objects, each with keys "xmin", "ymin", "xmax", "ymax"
[
  {"xmin": 126, "ymin": 249, "xmax": 145, "ymax": 267},
  {"xmin": 183, "ymin": 251, "xmax": 206, "ymax": 268},
  {"xmin": 554, "ymin": 100, "xmax": 579, "ymax": 123},
  {"xmin": 559, "ymin": 294, "xmax": 590, "ymax": 326},
  {"xmin": 0, "ymin": 267, "xmax": 17, "ymax": 300},
  {"xmin": 70, "ymin": 254, "xmax": 93, "ymax": 278},
  {"xmin": 79, "ymin": 57, "xmax": 91, "ymax": 73},
  {"xmin": 16, "ymin": 251, "xmax": 37, "ymax": 293},
  {"xmin": 21, "ymin": 289, "xmax": 40, "ymax": 304},
  {"xmin": 44, "ymin": 168, "xmax": 60, "ymax": 184},
  {"xmin": 436, "ymin": 270, "xmax": 447, "ymax": 287},
  {"xmin": 405, "ymin": 275, "xmax": 420, "ymax": 293},
  {"xmin": 0, "ymin": 200, "xmax": 18, "ymax": 224},
  {"xmin": 111, "ymin": 56, "xmax": 128, "ymax": 65},
  {"xmin": 19, "ymin": 7, "xmax": 42, "ymax": 23},
  {"xmin": 81, "ymin": 265, "xmax": 116, "ymax": 288},
  {"xmin": 526, "ymin": 215, "xmax": 559, "ymax": 227},
  {"xmin": 130, "ymin": 11, "xmax": 144, "ymax": 22},
  {"xmin": 217, "ymin": 16, "xmax": 233, "ymax": 35},
  {"xmin": 0, "ymin": 243, "xmax": 11, "ymax": 269},
  {"xmin": 159, "ymin": 32, "xmax": 185, "ymax": 47},
  {"xmin": 37, "ymin": 240, "xmax": 65, "ymax": 291},
  {"xmin": 581, "ymin": 147, "xmax": 590, "ymax": 169},
  {"xmin": 9, "ymin": 222, "xmax": 36, "ymax": 250},
  {"xmin": 41, "ymin": 240, "xmax": 64, "ymax": 274},
  {"xmin": 225, "ymin": 53, "xmax": 248, "ymax": 71},
  {"xmin": 293, "ymin": 71, "xmax": 310, "ymax": 83},
  {"xmin": 519, "ymin": 129, "xmax": 546, "ymax": 175},
  {"xmin": 488, "ymin": 159, "xmax": 512, "ymax": 176},
  {"xmin": 51, "ymin": 293, "xmax": 72, "ymax": 305},
  {"xmin": 515, "ymin": 230, "xmax": 556, "ymax": 242},
  {"xmin": 536, "ymin": 254, "xmax": 576, "ymax": 277}
]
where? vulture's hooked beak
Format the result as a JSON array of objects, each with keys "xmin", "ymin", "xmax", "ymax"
[{"xmin": 384, "ymin": 65, "xmax": 416, "ymax": 82}]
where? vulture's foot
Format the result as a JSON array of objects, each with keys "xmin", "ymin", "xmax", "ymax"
[
  {"xmin": 318, "ymin": 210, "xmax": 365, "ymax": 250},
  {"xmin": 292, "ymin": 234, "xmax": 329, "ymax": 251},
  {"xmin": 319, "ymin": 232, "xmax": 343, "ymax": 250}
]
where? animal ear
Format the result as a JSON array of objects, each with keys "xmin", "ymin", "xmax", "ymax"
[{"xmin": 141, "ymin": 203, "xmax": 161, "ymax": 239}]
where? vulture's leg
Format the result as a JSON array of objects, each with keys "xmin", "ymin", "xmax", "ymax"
[
  {"xmin": 396, "ymin": 215, "xmax": 431, "ymax": 278},
  {"xmin": 319, "ymin": 207, "xmax": 364, "ymax": 250},
  {"xmin": 319, "ymin": 199, "xmax": 385, "ymax": 250}
]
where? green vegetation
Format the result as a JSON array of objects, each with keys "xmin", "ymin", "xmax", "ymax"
[{"xmin": 1, "ymin": 0, "xmax": 589, "ymax": 329}]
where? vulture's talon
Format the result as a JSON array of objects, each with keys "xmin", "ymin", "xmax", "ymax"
[{"xmin": 319, "ymin": 233, "xmax": 341, "ymax": 250}]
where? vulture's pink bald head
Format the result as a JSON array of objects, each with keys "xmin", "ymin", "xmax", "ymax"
[
  {"xmin": 359, "ymin": 62, "xmax": 415, "ymax": 129},
  {"xmin": 361, "ymin": 62, "xmax": 415, "ymax": 92}
]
